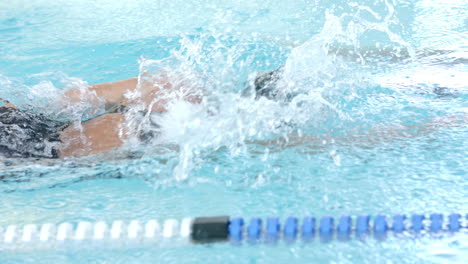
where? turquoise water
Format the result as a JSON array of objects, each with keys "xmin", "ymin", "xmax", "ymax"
[{"xmin": 0, "ymin": 0, "xmax": 467, "ymax": 263}]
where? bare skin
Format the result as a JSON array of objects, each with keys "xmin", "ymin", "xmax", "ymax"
[
  {"xmin": 63, "ymin": 77, "xmax": 139, "ymax": 108},
  {"xmin": 58, "ymin": 74, "xmax": 202, "ymax": 157},
  {"xmin": 254, "ymin": 115, "xmax": 467, "ymax": 149},
  {"xmin": 2, "ymin": 73, "xmax": 202, "ymax": 158},
  {"xmin": 0, "ymin": 98, "xmax": 17, "ymax": 109},
  {"xmin": 59, "ymin": 113, "xmax": 126, "ymax": 157},
  {"xmin": 59, "ymin": 78, "xmax": 142, "ymax": 157}
]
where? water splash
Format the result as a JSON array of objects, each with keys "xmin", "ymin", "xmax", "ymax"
[{"xmin": 1, "ymin": 0, "xmax": 466, "ymax": 186}]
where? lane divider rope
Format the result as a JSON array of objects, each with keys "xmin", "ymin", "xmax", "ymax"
[{"xmin": 1, "ymin": 213, "xmax": 466, "ymax": 249}]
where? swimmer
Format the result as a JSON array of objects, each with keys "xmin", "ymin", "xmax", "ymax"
[
  {"xmin": 0, "ymin": 75, "xmax": 201, "ymax": 158},
  {"xmin": 0, "ymin": 68, "xmax": 466, "ymax": 159}
]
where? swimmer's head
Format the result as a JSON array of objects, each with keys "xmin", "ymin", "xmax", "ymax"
[{"xmin": 242, "ymin": 67, "xmax": 283, "ymax": 100}]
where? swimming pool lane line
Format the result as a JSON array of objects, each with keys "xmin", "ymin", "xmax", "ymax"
[
  {"xmin": 225, "ymin": 213, "xmax": 467, "ymax": 243},
  {"xmin": 0, "ymin": 213, "xmax": 466, "ymax": 248}
]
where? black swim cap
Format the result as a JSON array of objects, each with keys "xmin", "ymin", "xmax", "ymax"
[{"xmin": 241, "ymin": 67, "xmax": 283, "ymax": 100}]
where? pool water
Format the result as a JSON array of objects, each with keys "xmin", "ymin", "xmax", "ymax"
[{"xmin": 0, "ymin": 0, "xmax": 467, "ymax": 263}]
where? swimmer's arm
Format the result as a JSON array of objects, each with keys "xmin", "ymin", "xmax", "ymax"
[
  {"xmin": 89, "ymin": 77, "xmax": 139, "ymax": 105},
  {"xmin": 260, "ymin": 114, "xmax": 467, "ymax": 148},
  {"xmin": 63, "ymin": 76, "xmax": 169, "ymax": 111},
  {"xmin": 347, "ymin": 114, "xmax": 467, "ymax": 146},
  {"xmin": 63, "ymin": 77, "xmax": 138, "ymax": 109},
  {"xmin": 63, "ymin": 73, "xmax": 202, "ymax": 112}
]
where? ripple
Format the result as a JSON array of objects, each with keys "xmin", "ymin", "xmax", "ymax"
[{"xmin": 41, "ymin": 199, "xmax": 68, "ymax": 210}]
